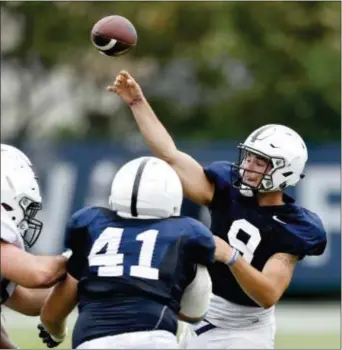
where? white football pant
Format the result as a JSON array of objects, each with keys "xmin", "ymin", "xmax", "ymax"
[
  {"xmin": 186, "ymin": 318, "xmax": 276, "ymax": 349},
  {"xmin": 76, "ymin": 330, "xmax": 179, "ymax": 349}
]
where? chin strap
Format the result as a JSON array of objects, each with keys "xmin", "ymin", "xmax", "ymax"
[{"xmin": 239, "ymin": 184, "xmax": 254, "ymax": 197}]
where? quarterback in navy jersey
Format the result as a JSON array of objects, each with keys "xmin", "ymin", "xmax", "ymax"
[
  {"xmin": 39, "ymin": 157, "xmax": 215, "ymax": 349},
  {"xmin": 203, "ymin": 160, "xmax": 326, "ymax": 307},
  {"xmin": 109, "ymin": 70, "xmax": 327, "ymax": 349}
]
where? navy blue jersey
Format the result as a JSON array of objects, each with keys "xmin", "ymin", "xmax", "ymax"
[
  {"xmin": 64, "ymin": 206, "xmax": 215, "ymax": 347},
  {"xmin": 204, "ymin": 161, "xmax": 327, "ymax": 307}
]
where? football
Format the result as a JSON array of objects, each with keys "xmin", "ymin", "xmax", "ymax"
[{"xmin": 91, "ymin": 15, "xmax": 137, "ymax": 57}]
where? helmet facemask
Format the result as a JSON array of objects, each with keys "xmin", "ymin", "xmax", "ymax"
[
  {"xmin": 3, "ymin": 196, "xmax": 43, "ymax": 248},
  {"xmin": 19, "ymin": 197, "xmax": 43, "ymax": 248},
  {"xmin": 231, "ymin": 144, "xmax": 286, "ymax": 195}
]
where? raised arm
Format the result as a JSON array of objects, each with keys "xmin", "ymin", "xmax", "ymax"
[{"xmin": 107, "ymin": 71, "xmax": 214, "ymax": 206}]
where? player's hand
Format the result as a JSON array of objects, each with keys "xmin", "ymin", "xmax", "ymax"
[
  {"xmin": 213, "ymin": 236, "xmax": 234, "ymax": 264},
  {"xmin": 37, "ymin": 324, "xmax": 65, "ymax": 348},
  {"xmin": 107, "ymin": 70, "xmax": 144, "ymax": 106}
]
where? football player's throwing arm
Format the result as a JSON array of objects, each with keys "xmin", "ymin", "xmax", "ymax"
[{"xmin": 107, "ymin": 71, "xmax": 214, "ymax": 206}]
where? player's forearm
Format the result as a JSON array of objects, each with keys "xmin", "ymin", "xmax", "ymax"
[
  {"xmin": 41, "ymin": 317, "xmax": 67, "ymax": 341},
  {"xmin": 229, "ymin": 257, "xmax": 279, "ymax": 308},
  {"xmin": 1, "ymin": 243, "xmax": 67, "ymax": 288},
  {"xmin": 40, "ymin": 274, "xmax": 77, "ymax": 341},
  {"xmin": 5, "ymin": 287, "xmax": 51, "ymax": 316},
  {"xmin": 214, "ymin": 237, "xmax": 279, "ymax": 308},
  {"xmin": 130, "ymin": 98, "xmax": 178, "ymax": 162},
  {"xmin": 33, "ymin": 255, "xmax": 68, "ymax": 288}
]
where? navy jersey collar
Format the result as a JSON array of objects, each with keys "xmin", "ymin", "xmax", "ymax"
[
  {"xmin": 283, "ymin": 193, "xmax": 295, "ymax": 204},
  {"xmin": 238, "ymin": 191, "xmax": 296, "ymax": 213}
]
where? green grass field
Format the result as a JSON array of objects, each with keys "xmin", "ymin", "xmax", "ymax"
[
  {"xmin": 7, "ymin": 328, "xmax": 340, "ymax": 349},
  {"xmin": 4, "ymin": 302, "xmax": 340, "ymax": 349}
]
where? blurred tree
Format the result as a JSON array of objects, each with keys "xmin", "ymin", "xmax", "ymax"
[{"xmin": 1, "ymin": 1, "xmax": 340, "ymax": 142}]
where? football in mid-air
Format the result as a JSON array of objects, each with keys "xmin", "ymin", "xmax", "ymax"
[{"xmin": 91, "ymin": 15, "xmax": 137, "ymax": 57}]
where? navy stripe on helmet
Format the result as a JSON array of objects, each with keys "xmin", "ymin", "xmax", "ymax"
[{"xmin": 131, "ymin": 158, "xmax": 150, "ymax": 217}]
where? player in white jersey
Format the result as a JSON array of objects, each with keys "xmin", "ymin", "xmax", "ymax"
[
  {"xmin": 1, "ymin": 146, "xmax": 68, "ymax": 349},
  {"xmin": 108, "ymin": 71, "xmax": 327, "ymax": 349}
]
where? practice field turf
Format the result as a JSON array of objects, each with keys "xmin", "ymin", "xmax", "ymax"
[
  {"xmin": 4, "ymin": 301, "xmax": 340, "ymax": 349},
  {"xmin": 7, "ymin": 328, "xmax": 340, "ymax": 349}
]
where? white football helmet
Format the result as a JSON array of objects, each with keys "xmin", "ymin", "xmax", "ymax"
[
  {"xmin": 1, "ymin": 144, "xmax": 35, "ymax": 176},
  {"xmin": 109, "ymin": 157, "xmax": 183, "ymax": 219},
  {"xmin": 232, "ymin": 124, "xmax": 308, "ymax": 196},
  {"xmin": 1, "ymin": 157, "xmax": 43, "ymax": 247}
]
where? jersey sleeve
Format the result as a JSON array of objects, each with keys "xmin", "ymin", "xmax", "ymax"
[
  {"xmin": 203, "ymin": 161, "xmax": 236, "ymax": 209},
  {"xmin": 184, "ymin": 218, "xmax": 215, "ymax": 266},
  {"xmin": 64, "ymin": 206, "xmax": 99, "ymax": 279},
  {"xmin": 296, "ymin": 211, "xmax": 327, "ymax": 257},
  {"xmin": 277, "ymin": 210, "xmax": 327, "ymax": 260}
]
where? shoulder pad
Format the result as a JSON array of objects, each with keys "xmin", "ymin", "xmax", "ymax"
[
  {"xmin": 68, "ymin": 206, "xmax": 102, "ymax": 229},
  {"xmin": 203, "ymin": 161, "xmax": 236, "ymax": 191},
  {"xmin": 183, "ymin": 217, "xmax": 215, "ymax": 265},
  {"xmin": 64, "ymin": 206, "xmax": 102, "ymax": 253},
  {"xmin": 285, "ymin": 207, "xmax": 327, "ymax": 256}
]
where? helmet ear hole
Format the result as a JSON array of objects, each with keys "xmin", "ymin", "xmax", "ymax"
[{"xmin": 279, "ymin": 182, "xmax": 287, "ymax": 189}]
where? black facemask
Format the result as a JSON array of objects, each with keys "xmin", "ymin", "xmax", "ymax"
[{"xmin": 19, "ymin": 197, "xmax": 43, "ymax": 248}]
